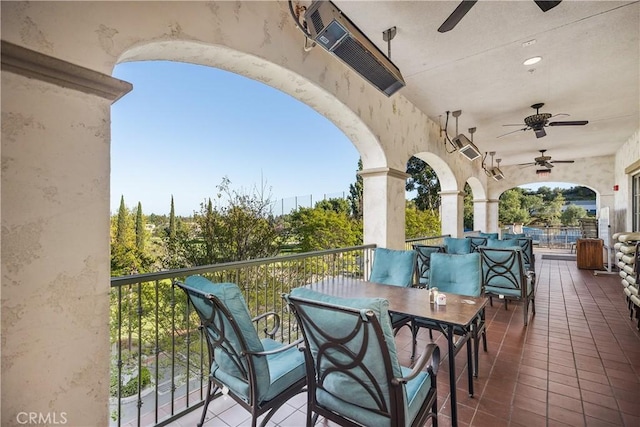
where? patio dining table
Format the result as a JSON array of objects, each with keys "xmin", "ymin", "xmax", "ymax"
[{"xmin": 306, "ymin": 277, "xmax": 489, "ymax": 427}]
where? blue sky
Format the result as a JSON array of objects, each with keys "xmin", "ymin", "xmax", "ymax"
[
  {"xmin": 111, "ymin": 61, "xmax": 575, "ymax": 217},
  {"xmin": 111, "ymin": 61, "xmax": 360, "ymax": 216}
]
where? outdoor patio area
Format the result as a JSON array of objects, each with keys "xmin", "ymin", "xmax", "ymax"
[{"xmin": 160, "ymin": 250, "xmax": 640, "ymax": 427}]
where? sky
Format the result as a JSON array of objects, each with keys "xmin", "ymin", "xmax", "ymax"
[
  {"xmin": 111, "ymin": 61, "xmax": 360, "ymax": 216},
  {"xmin": 111, "ymin": 61, "xmax": 577, "ymax": 217}
]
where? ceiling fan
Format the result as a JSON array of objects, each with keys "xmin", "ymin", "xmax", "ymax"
[
  {"xmin": 497, "ymin": 103, "xmax": 589, "ymax": 139},
  {"xmin": 519, "ymin": 149, "xmax": 575, "ymax": 169},
  {"xmin": 438, "ymin": 0, "xmax": 562, "ymax": 33}
]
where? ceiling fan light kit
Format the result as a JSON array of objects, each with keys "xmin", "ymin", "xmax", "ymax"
[{"xmin": 536, "ymin": 169, "xmax": 552, "ymax": 178}]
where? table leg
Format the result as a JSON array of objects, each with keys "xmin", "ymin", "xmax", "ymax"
[
  {"xmin": 466, "ymin": 336, "xmax": 474, "ymax": 397},
  {"xmin": 446, "ymin": 324, "xmax": 458, "ymax": 427}
]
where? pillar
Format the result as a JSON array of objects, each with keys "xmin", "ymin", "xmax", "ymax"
[
  {"xmin": 360, "ymin": 167, "xmax": 409, "ymax": 249},
  {"xmin": 440, "ymin": 190, "xmax": 464, "ymax": 237}
]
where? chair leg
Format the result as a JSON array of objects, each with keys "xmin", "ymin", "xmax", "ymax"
[
  {"xmin": 198, "ymin": 379, "xmax": 218, "ymax": 427},
  {"xmin": 473, "ymin": 333, "xmax": 480, "ymax": 378},
  {"xmin": 489, "ymin": 296, "xmax": 493, "ymax": 307},
  {"xmin": 482, "ymin": 329, "xmax": 488, "ymax": 352},
  {"xmin": 531, "ymin": 297, "xmax": 536, "ymax": 315},
  {"xmin": 523, "ymin": 300, "xmax": 529, "ymax": 326}
]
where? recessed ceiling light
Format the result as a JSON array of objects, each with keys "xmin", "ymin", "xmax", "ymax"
[{"xmin": 523, "ymin": 56, "xmax": 542, "ymax": 66}]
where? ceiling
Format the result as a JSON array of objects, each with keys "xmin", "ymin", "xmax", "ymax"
[{"xmin": 330, "ymin": 0, "xmax": 639, "ymax": 167}]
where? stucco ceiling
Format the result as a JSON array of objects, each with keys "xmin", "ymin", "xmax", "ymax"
[{"xmin": 330, "ymin": 0, "xmax": 639, "ymax": 167}]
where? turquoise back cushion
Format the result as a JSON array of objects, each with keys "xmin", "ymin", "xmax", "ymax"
[
  {"xmin": 485, "ymin": 238, "xmax": 519, "ymax": 248},
  {"xmin": 479, "ymin": 232, "xmax": 499, "ymax": 240},
  {"xmin": 370, "ymin": 248, "xmax": 416, "ymax": 287},
  {"xmin": 288, "ymin": 287, "xmax": 405, "ymax": 425},
  {"xmin": 184, "ymin": 276, "xmax": 270, "ymax": 398},
  {"xmin": 480, "ymin": 248, "xmax": 525, "ymax": 290},
  {"xmin": 444, "ymin": 237, "xmax": 472, "ymax": 254},
  {"xmin": 429, "ymin": 253, "xmax": 482, "ymax": 297}
]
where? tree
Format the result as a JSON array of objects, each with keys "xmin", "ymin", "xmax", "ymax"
[
  {"xmin": 315, "ymin": 198, "xmax": 351, "ymax": 216},
  {"xmin": 499, "ymin": 189, "xmax": 531, "ymax": 226},
  {"xmin": 535, "ymin": 192, "xmax": 565, "ymax": 226},
  {"xmin": 116, "ymin": 195, "xmax": 131, "ymax": 245},
  {"xmin": 189, "ymin": 178, "xmax": 281, "ymax": 265},
  {"xmin": 348, "ymin": 158, "xmax": 364, "ymax": 220},
  {"xmin": 135, "ymin": 202, "xmax": 145, "ymax": 252},
  {"xmin": 405, "ymin": 201, "xmax": 441, "ymax": 238},
  {"xmin": 289, "ymin": 206, "xmax": 360, "ymax": 252},
  {"xmin": 561, "ymin": 204, "xmax": 587, "ymax": 226},
  {"xmin": 463, "ymin": 183, "xmax": 474, "ymax": 231},
  {"xmin": 406, "ymin": 156, "xmax": 440, "ymax": 211},
  {"xmin": 169, "ymin": 195, "xmax": 176, "ymax": 240}
]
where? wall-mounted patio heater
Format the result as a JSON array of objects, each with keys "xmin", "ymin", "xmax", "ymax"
[{"xmin": 304, "ymin": 1, "xmax": 405, "ymax": 96}]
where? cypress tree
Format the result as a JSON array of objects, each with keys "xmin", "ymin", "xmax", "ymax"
[
  {"xmin": 116, "ymin": 195, "xmax": 127, "ymax": 245},
  {"xmin": 169, "ymin": 195, "xmax": 176, "ymax": 240},
  {"xmin": 135, "ymin": 202, "xmax": 144, "ymax": 251}
]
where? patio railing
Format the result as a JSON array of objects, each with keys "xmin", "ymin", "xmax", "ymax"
[
  {"xmin": 507, "ymin": 226, "xmax": 583, "ymax": 249},
  {"xmin": 109, "ymin": 244, "xmax": 375, "ymax": 427}
]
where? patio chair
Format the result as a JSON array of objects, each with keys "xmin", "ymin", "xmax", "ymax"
[
  {"xmin": 517, "ymin": 237, "xmax": 536, "ymax": 285},
  {"xmin": 484, "ymin": 238, "xmax": 536, "ymax": 285},
  {"xmin": 174, "ymin": 277, "xmax": 306, "ymax": 427},
  {"xmin": 411, "ymin": 252, "xmax": 487, "ymax": 377},
  {"xmin": 443, "ymin": 237, "xmax": 472, "ymax": 254},
  {"xmin": 465, "ymin": 236, "xmax": 488, "ymax": 253},
  {"xmin": 369, "ymin": 247, "xmax": 417, "ymax": 334},
  {"xmin": 412, "ymin": 244, "xmax": 445, "ymax": 287},
  {"xmin": 502, "ymin": 233, "xmax": 526, "ymax": 240},
  {"xmin": 479, "ymin": 247, "xmax": 535, "ymax": 325},
  {"xmin": 283, "ymin": 287, "xmax": 439, "ymax": 427}
]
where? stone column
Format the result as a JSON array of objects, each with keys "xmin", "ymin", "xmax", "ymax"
[
  {"xmin": 440, "ymin": 190, "xmax": 464, "ymax": 237},
  {"xmin": 1, "ymin": 43, "xmax": 131, "ymax": 426},
  {"xmin": 472, "ymin": 198, "xmax": 489, "ymax": 233},
  {"xmin": 486, "ymin": 199, "xmax": 500, "ymax": 233},
  {"xmin": 360, "ymin": 167, "xmax": 409, "ymax": 249}
]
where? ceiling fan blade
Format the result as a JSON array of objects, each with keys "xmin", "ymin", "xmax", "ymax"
[
  {"xmin": 503, "ymin": 123, "xmax": 527, "ymax": 127},
  {"xmin": 548, "ymin": 120, "xmax": 589, "ymax": 126},
  {"xmin": 543, "ymin": 161, "xmax": 554, "ymax": 168},
  {"xmin": 438, "ymin": 0, "xmax": 478, "ymax": 33},
  {"xmin": 518, "ymin": 163, "xmax": 536, "ymax": 168},
  {"xmin": 534, "ymin": 1, "xmax": 562, "ymax": 12},
  {"xmin": 534, "ymin": 128, "xmax": 547, "ymax": 138},
  {"xmin": 497, "ymin": 127, "xmax": 527, "ymax": 138},
  {"xmin": 551, "ymin": 160, "xmax": 575, "ymax": 164}
]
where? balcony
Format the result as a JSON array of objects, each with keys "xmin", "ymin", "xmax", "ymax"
[{"xmin": 111, "ymin": 241, "xmax": 640, "ymax": 427}]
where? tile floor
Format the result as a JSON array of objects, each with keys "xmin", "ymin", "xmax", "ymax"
[{"xmin": 168, "ymin": 254, "xmax": 640, "ymax": 427}]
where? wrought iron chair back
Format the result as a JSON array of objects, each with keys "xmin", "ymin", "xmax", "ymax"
[
  {"xmin": 284, "ymin": 288, "xmax": 439, "ymax": 427},
  {"xmin": 479, "ymin": 247, "xmax": 535, "ymax": 325},
  {"xmin": 175, "ymin": 278, "xmax": 306, "ymax": 427},
  {"xmin": 466, "ymin": 236, "xmax": 488, "ymax": 253},
  {"xmin": 412, "ymin": 244, "xmax": 445, "ymax": 287}
]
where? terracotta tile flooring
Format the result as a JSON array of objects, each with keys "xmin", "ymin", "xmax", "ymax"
[{"xmin": 170, "ymin": 253, "xmax": 640, "ymax": 427}]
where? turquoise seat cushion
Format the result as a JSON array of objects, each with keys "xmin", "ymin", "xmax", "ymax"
[
  {"xmin": 485, "ymin": 238, "xmax": 519, "ymax": 248},
  {"xmin": 370, "ymin": 248, "xmax": 416, "ymax": 287},
  {"xmin": 261, "ymin": 338, "xmax": 306, "ymax": 402},
  {"xmin": 485, "ymin": 275, "xmax": 533, "ymax": 297},
  {"xmin": 402, "ymin": 366, "xmax": 432, "ymax": 427},
  {"xmin": 289, "ymin": 287, "xmax": 416, "ymax": 426},
  {"xmin": 444, "ymin": 237, "xmax": 472, "ymax": 254},
  {"xmin": 184, "ymin": 276, "xmax": 270, "ymax": 401},
  {"xmin": 429, "ymin": 253, "xmax": 481, "ymax": 297},
  {"xmin": 479, "ymin": 232, "xmax": 499, "ymax": 239}
]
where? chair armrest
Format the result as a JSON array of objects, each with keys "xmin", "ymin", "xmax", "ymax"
[
  {"xmin": 393, "ymin": 343, "xmax": 440, "ymax": 385},
  {"xmin": 252, "ymin": 311, "xmax": 280, "ymax": 339},
  {"xmin": 245, "ymin": 337, "xmax": 304, "ymax": 356}
]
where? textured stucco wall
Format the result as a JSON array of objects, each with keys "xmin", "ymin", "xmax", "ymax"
[
  {"xmin": 615, "ymin": 130, "xmax": 640, "ymax": 231},
  {"xmin": 1, "ymin": 71, "xmax": 112, "ymax": 425}
]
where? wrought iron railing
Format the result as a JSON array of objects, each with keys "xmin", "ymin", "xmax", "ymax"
[
  {"xmin": 404, "ymin": 234, "xmax": 451, "ymax": 249},
  {"xmin": 503, "ymin": 226, "xmax": 583, "ymax": 249},
  {"xmin": 109, "ymin": 244, "xmax": 376, "ymax": 427}
]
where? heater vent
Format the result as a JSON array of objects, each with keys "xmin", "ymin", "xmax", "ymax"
[{"xmin": 305, "ymin": 1, "xmax": 405, "ymax": 96}]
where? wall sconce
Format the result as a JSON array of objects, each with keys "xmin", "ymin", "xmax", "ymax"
[{"xmin": 536, "ymin": 168, "xmax": 551, "ymax": 178}]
